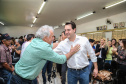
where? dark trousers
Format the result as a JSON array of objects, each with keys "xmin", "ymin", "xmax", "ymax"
[
  {"xmin": 10, "ymin": 72, "xmax": 33, "ymax": 84},
  {"xmin": 61, "ymin": 62, "xmax": 67, "ymax": 84},
  {"xmin": 97, "ymin": 58, "xmax": 104, "ymax": 70},
  {"xmin": 117, "ymin": 64, "xmax": 126, "ymax": 84},
  {"xmin": 57, "ymin": 64, "xmax": 62, "ymax": 76},
  {"xmin": 0, "ymin": 69, "xmax": 12, "ymax": 84},
  {"xmin": 42, "ymin": 61, "xmax": 52, "ymax": 84}
]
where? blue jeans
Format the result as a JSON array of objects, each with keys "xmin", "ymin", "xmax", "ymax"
[
  {"xmin": 105, "ymin": 60, "xmax": 111, "ymax": 64},
  {"xmin": 61, "ymin": 62, "xmax": 67, "ymax": 84},
  {"xmin": 10, "ymin": 72, "xmax": 33, "ymax": 84},
  {"xmin": 0, "ymin": 69, "xmax": 12, "ymax": 84},
  {"xmin": 67, "ymin": 66, "xmax": 89, "ymax": 84},
  {"xmin": 42, "ymin": 61, "xmax": 52, "ymax": 84},
  {"xmin": 88, "ymin": 60, "xmax": 93, "ymax": 82}
]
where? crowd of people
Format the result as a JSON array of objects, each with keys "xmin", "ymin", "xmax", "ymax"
[{"xmin": 0, "ymin": 21, "xmax": 126, "ymax": 84}]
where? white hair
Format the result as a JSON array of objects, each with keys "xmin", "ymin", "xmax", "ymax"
[{"xmin": 35, "ymin": 25, "xmax": 54, "ymax": 39}]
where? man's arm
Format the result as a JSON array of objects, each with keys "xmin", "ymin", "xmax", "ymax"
[
  {"xmin": 52, "ymin": 43, "xmax": 59, "ymax": 49},
  {"xmin": 41, "ymin": 43, "xmax": 80, "ymax": 64},
  {"xmin": 2, "ymin": 62, "xmax": 14, "ymax": 72},
  {"xmin": 86, "ymin": 39, "xmax": 98, "ymax": 77},
  {"xmin": 93, "ymin": 62, "xmax": 98, "ymax": 78}
]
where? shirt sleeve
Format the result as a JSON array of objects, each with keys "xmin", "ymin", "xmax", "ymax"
[
  {"xmin": 53, "ymin": 42, "xmax": 64, "ymax": 55},
  {"xmin": 0, "ymin": 47, "xmax": 7, "ymax": 63},
  {"xmin": 85, "ymin": 39, "xmax": 97, "ymax": 62},
  {"xmin": 40, "ymin": 45, "xmax": 67, "ymax": 64}
]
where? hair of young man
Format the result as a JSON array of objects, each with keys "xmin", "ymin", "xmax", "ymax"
[
  {"xmin": 27, "ymin": 34, "xmax": 35, "ymax": 41},
  {"xmin": 65, "ymin": 21, "xmax": 76, "ymax": 30}
]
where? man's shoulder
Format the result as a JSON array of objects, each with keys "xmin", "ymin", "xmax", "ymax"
[
  {"xmin": 77, "ymin": 35, "xmax": 88, "ymax": 41},
  {"xmin": 0, "ymin": 45, "xmax": 4, "ymax": 50},
  {"xmin": 60, "ymin": 38, "xmax": 68, "ymax": 43}
]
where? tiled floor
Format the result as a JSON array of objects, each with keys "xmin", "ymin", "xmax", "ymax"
[
  {"xmin": 38, "ymin": 71, "xmax": 63, "ymax": 84},
  {"xmin": 37, "ymin": 71, "xmax": 97, "ymax": 84}
]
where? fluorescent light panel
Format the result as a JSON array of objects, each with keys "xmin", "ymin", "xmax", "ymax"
[
  {"xmin": 54, "ymin": 26, "xmax": 59, "ymax": 29},
  {"xmin": 0, "ymin": 22, "xmax": 4, "ymax": 25},
  {"xmin": 77, "ymin": 12, "xmax": 93, "ymax": 20},
  {"xmin": 31, "ymin": 24, "xmax": 33, "ymax": 27},
  {"xmin": 62, "ymin": 23, "xmax": 65, "ymax": 26},
  {"xmin": 33, "ymin": 18, "xmax": 37, "ymax": 23},
  {"xmin": 105, "ymin": 0, "xmax": 126, "ymax": 9},
  {"xmin": 38, "ymin": 1, "xmax": 46, "ymax": 14}
]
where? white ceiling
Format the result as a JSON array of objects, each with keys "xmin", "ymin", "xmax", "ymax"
[{"xmin": 0, "ymin": 0, "xmax": 126, "ymax": 27}]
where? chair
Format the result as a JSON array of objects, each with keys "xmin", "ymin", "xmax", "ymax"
[
  {"xmin": 0, "ymin": 77, "xmax": 5, "ymax": 84},
  {"xmin": 113, "ymin": 69, "xmax": 126, "ymax": 84}
]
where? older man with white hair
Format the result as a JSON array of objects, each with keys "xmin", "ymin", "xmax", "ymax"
[{"xmin": 10, "ymin": 25, "xmax": 80, "ymax": 84}]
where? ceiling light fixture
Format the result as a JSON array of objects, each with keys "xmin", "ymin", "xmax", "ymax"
[
  {"xmin": 76, "ymin": 11, "xmax": 95, "ymax": 20},
  {"xmin": 0, "ymin": 22, "xmax": 4, "ymax": 25},
  {"xmin": 54, "ymin": 26, "xmax": 59, "ymax": 29},
  {"xmin": 38, "ymin": 1, "xmax": 46, "ymax": 14},
  {"xmin": 62, "ymin": 23, "xmax": 65, "ymax": 26},
  {"xmin": 31, "ymin": 24, "xmax": 33, "ymax": 27},
  {"xmin": 33, "ymin": 17, "xmax": 37, "ymax": 23},
  {"xmin": 103, "ymin": 0, "xmax": 126, "ymax": 9}
]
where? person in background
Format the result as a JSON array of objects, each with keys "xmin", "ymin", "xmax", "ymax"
[
  {"xmin": 114, "ymin": 39, "xmax": 126, "ymax": 84},
  {"xmin": 10, "ymin": 39, "xmax": 21, "ymax": 65},
  {"xmin": 111, "ymin": 39, "xmax": 118, "ymax": 60},
  {"xmin": 10, "ymin": 25, "xmax": 80, "ymax": 84},
  {"xmin": 19, "ymin": 36, "xmax": 24, "ymax": 46},
  {"xmin": 23, "ymin": 35, "xmax": 27, "ymax": 42},
  {"xmin": 54, "ymin": 21, "xmax": 98, "ymax": 84},
  {"xmin": 0, "ymin": 33, "xmax": 14, "ymax": 84},
  {"xmin": 88, "ymin": 39, "xmax": 95, "ymax": 84},
  {"xmin": 0, "ymin": 33, "xmax": 2, "ymax": 45},
  {"xmin": 58, "ymin": 35, "xmax": 62, "ymax": 42},
  {"xmin": 20, "ymin": 34, "xmax": 35, "ymax": 57},
  {"xmin": 60, "ymin": 31, "xmax": 67, "ymax": 84},
  {"xmin": 105, "ymin": 40, "xmax": 113, "ymax": 64},
  {"xmin": 53, "ymin": 36, "xmax": 57, "ymax": 43},
  {"xmin": 95, "ymin": 38, "xmax": 108, "ymax": 70},
  {"xmin": 117, "ymin": 39, "xmax": 122, "ymax": 51}
]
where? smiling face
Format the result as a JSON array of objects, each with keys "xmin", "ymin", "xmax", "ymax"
[
  {"xmin": 108, "ymin": 41, "xmax": 112, "ymax": 47},
  {"xmin": 100, "ymin": 39, "xmax": 105, "ymax": 45},
  {"xmin": 64, "ymin": 24, "xmax": 76, "ymax": 39}
]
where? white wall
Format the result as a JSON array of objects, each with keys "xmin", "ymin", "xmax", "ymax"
[
  {"xmin": 0, "ymin": 26, "xmax": 39, "ymax": 38},
  {"xmin": 0, "ymin": 25, "xmax": 64, "ymax": 39}
]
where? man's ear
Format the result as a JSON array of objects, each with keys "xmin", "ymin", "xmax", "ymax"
[
  {"xmin": 43, "ymin": 36, "xmax": 47, "ymax": 41},
  {"xmin": 74, "ymin": 28, "xmax": 76, "ymax": 33},
  {"xmin": 2, "ymin": 40, "xmax": 5, "ymax": 44}
]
